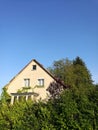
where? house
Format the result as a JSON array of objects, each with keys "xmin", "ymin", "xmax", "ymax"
[{"xmin": 5, "ymin": 59, "xmax": 65, "ymax": 104}]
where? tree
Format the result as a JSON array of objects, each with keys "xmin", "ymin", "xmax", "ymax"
[
  {"xmin": 48, "ymin": 56, "xmax": 93, "ymax": 88},
  {"xmin": 0, "ymin": 57, "xmax": 97, "ymax": 130},
  {"xmin": 73, "ymin": 56, "xmax": 93, "ymax": 87},
  {"xmin": 46, "ymin": 80, "xmax": 66, "ymax": 99},
  {"xmin": 48, "ymin": 58, "xmax": 74, "ymax": 86},
  {"xmin": 0, "ymin": 87, "xmax": 11, "ymax": 104}
]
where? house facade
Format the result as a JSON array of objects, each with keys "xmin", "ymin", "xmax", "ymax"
[{"xmin": 6, "ymin": 59, "xmax": 62, "ymax": 104}]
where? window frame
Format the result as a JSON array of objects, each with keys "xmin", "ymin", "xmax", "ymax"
[
  {"xmin": 38, "ymin": 79, "xmax": 44, "ymax": 87},
  {"xmin": 32, "ymin": 65, "xmax": 36, "ymax": 70},
  {"xmin": 24, "ymin": 79, "xmax": 30, "ymax": 87}
]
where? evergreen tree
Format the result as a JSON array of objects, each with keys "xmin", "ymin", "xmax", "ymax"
[{"xmin": 73, "ymin": 56, "xmax": 93, "ymax": 87}]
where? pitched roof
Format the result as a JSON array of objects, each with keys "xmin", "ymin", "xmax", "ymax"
[{"xmin": 7, "ymin": 59, "xmax": 66, "ymax": 88}]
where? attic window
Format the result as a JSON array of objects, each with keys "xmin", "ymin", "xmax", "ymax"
[{"xmin": 32, "ymin": 65, "xmax": 36, "ymax": 70}]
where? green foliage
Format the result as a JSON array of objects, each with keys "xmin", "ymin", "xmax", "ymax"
[
  {"xmin": 48, "ymin": 58, "xmax": 73, "ymax": 86},
  {"xmin": 1, "ymin": 86, "xmax": 11, "ymax": 104},
  {"xmin": 17, "ymin": 86, "xmax": 32, "ymax": 93},
  {"xmin": 48, "ymin": 56, "xmax": 93, "ymax": 88},
  {"xmin": 0, "ymin": 57, "xmax": 97, "ymax": 129},
  {"xmin": 0, "ymin": 86, "xmax": 98, "ymax": 129},
  {"xmin": 35, "ymin": 85, "xmax": 44, "ymax": 88},
  {"xmin": 73, "ymin": 57, "xmax": 93, "ymax": 86}
]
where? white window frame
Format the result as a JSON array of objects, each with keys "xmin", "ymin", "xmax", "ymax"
[
  {"xmin": 24, "ymin": 79, "xmax": 30, "ymax": 87},
  {"xmin": 38, "ymin": 79, "xmax": 44, "ymax": 86}
]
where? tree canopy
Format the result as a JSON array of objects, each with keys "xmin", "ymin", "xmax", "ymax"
[
  {"xmin": 48, "ymin": 56, "xmax": 93, "ymax": 87},
  {"xmin": 0, "ymin": 56, "xmax": 97, "ymax": 130}
]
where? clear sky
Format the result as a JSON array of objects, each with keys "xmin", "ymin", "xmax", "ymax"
[{"xmin": 0, "ymin": 0, "xmax": 98, "ymax": 93}]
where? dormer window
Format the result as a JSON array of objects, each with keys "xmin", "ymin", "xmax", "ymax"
[{"xmin": 32, "ymin": 65, "xmax": 36, "ymax": 70}]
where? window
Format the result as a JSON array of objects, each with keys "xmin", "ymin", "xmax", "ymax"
[
  {"xmin": 32, "ymin": 65, "xmax": 36, "ymax": 70},
  {"xmin": 24, "ymin": 79, "xmax": 30, "ymax": 87},
  {"xmin": 38, "ymin": 79, "xmax": 44, "ymax": 86}
]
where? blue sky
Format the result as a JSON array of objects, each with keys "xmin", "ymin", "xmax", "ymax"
[{"xmin": 0, "ymin": 0, "xmax": 98, "ymax": 93}]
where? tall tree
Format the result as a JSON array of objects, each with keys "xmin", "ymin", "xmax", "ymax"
[
  {"xmin": 73, "ymin": 56, "xmax": 93, "ymax": 87},
  {"xmin": 48, "ymin": 57, "xmax": 93, "ymax": 87}
]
